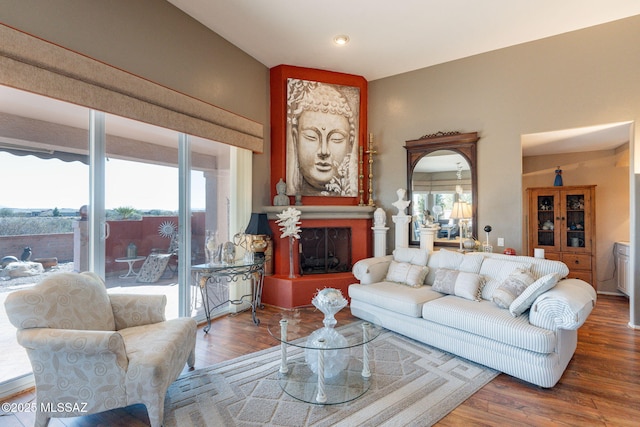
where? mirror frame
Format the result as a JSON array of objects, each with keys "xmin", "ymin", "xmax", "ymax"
[{"xmin": 405, "ymin": 131, "xmax": 479, "ymax": 247}]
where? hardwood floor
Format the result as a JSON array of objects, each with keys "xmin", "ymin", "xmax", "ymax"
[{"xmin": 1, "ymin": 295, "xmax": 637, "ymax": 426}]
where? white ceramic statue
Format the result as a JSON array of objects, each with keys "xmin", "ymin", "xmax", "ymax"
[
  {"xmin": 392, "ymin": 188, "xmax": 410, "ymax": 215},
  {"xmin": 373, "ymin": 207, "xmax": 386, "ymax": 227}
]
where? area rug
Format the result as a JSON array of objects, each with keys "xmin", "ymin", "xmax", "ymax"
[{"xmin": 164, "ymin": 326, "xmax": 498, "ymax": 427}]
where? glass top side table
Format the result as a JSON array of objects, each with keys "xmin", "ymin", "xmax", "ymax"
[{"xmin": 192, "ymin": 259, "xmax": 265, "ymax": 332}]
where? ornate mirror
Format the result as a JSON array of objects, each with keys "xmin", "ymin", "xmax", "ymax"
[{"xmin": 405, "ymin": 131, "xmax": 479, "ymax": 248}]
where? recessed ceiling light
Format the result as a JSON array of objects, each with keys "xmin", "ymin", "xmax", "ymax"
[{"xmin": 333, "ymin": 35, "xmax": 350, "ymax": 46}]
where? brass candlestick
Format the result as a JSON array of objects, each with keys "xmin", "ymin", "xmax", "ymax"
[
  {"xmin": 365, "ymin": 133, "xmax": 377, "ymax": 207},
  {"xmin": 358, "ymin": 146, "xmax": 365, "ymax": 206}
]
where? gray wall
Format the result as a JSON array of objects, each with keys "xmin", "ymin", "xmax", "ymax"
[
  {"xmin": 370, "ymin": 15, "xmax": 639, "ymax": 252},
  {"xmin": 1, "ymin": 0, "xmax": 272, "ymax": 208}
]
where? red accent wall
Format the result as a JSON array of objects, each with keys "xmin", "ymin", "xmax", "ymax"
[{"xmin": 270, "ymin": 65, "xmax": 368, "ymax": 206}]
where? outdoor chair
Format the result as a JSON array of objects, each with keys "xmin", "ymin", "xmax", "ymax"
[
  {"xmin": 4, "ymin": 271, "xmax": 196, "ymax": 427},
  {"xmin": 137, "ymin": 234, "xmax": 179, "ymax": 283}
]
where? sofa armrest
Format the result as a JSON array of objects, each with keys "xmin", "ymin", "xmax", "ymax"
[
  {"xmin": 528, "ymin": 279, "xmax": 597, "ymax": 330},
  {"xmin": 109, "ymin": 293, "xmax": 166, "ymax": 330},
  {"xmin": 17, "ymin": 328, "xmax": 129, "ymax": 371},
  {"xmin": 352, "ymin": 255, "xmax": 393, "ymax": 284}
]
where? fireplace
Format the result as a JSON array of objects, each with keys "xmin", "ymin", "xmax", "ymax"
[
  {"xmin": 299, "ymin": 227, "xmax": 351, "ymax": 275},
  {"xmin": 261, "ymin": 205, "xmax": 375, "ymax": 308}
]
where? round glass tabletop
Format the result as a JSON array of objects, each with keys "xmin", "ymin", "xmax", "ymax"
[{"xmin": 267, "ymin": 307, "xmax": 382, "ymax": 349}]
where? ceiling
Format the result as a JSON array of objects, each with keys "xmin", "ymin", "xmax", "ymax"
[
  {"xmin": 2, "ymin": 2, "xmax": 637, "ymax": 156},
  {"xmin": 165, "ymin": 0, "xmax": 638, "ymax": 155},
  {"xmin": 167, "ymin": 0, "xmax": 640, "ymax": 81}
]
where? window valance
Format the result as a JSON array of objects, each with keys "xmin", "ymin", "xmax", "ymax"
[{"xmin": 0, "ymin": 24, "xmax": 263, "ymax": 153}]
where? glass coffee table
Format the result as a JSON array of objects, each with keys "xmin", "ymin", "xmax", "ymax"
[{"xmin": 267, "ymin": 307, "xmax": 382, "ymax": 405}]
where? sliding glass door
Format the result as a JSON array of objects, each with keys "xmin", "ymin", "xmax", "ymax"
[{"xmin": 0, "ymin": 85, "xmax": 245, "ymax": 396}]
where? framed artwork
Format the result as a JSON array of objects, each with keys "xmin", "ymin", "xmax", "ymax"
[
  {"xmin": 271, "ymin": 66, "xmax": 368, "ymax": 205},
  {"xmin": 285, "ymin": 78, "xmax": 360, "ymax": 197}
]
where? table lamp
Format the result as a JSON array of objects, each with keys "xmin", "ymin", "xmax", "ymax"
[
  {"xmin": 450, "ymin": 201, "xmax": 471, "ymax": 251},
  {"xmin": 244, "ymin": 213, "xmax": 272, "ymax": 259}
]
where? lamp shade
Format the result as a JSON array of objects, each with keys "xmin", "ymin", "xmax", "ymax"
[
  {"xmin": 450, "ymin": 202, "xmax": 471, "ymax": 220},
  {"xmin": 462, "ymin": 203, "xmax": 472, "ymax": 219},
  {"xmin": 245, "ymin": 213, "xmax": 272, "ymax": 236}
]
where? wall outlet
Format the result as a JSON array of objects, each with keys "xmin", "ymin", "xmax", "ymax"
[{"xmin": 497, "ymin": 237, "xmax": 505, "ymax": 247}]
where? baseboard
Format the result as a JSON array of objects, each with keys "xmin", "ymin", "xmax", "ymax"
[{"xmin": 0, "ymin": 373, "xmax": 34, "ymax": 400}]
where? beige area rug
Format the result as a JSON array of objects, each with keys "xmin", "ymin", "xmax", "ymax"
[{"xmin": 164, "ymin": 326, "xmax": 498, "ymax": 427}]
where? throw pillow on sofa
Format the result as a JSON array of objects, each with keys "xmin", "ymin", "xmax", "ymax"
[
  {"xmin": 480, "ymin": 258, "xmax": 533, "ymax": 300},
  {"xmin": 432, "ymin": 268, "xmax": 484, "ymax": 301},
  {"xmin": 492, "ymin": 268, "xmax": 536, "ymax": 308},
  {"xmin": 509, "ymin": 272, "xmax": 560, "ymax": 317},
  {"xmin": 385, "ymin": 260, "xmax": 429, "ymax": 287}
]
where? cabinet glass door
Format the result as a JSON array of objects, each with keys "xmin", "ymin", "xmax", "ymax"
[
  {"xmin": 535, "ymin": 193, "xmax": 557, "ymax": 249},
  {"xmin": 562, "ymin": 191, "xmax": 590, "ymax": 251}
]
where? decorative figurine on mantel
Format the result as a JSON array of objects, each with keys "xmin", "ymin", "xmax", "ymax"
[
  {"xmin": 392, "ymin": 188, "xmax": 411, "ymax": 215},
  {"xmin": 554, "ymin": 166, "xmax": 563, "ymax": 186},
  {"xmin": 273, "ymin": 178, "xmax": 290, "ymax": 206},
  {"xmin": 373, "ymin": 207, "xmax": 386, "ymax": 227}
]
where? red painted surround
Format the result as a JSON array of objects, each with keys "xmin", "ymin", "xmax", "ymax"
[{"xmin": 263, "ymin": 65, "xmax": 372, "ymax": 308}]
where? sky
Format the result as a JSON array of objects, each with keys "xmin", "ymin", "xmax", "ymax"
[{"xmin": 0, "ymin": 152, "xmax": 206, "ymax": 211}]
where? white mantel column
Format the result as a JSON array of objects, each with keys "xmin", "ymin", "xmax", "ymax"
[
  {"xmin": 372, "ymin": 207, "xmax": 389, "ymax": 256},
  {"xmin": 419, "ymin": 225, "xmax": 439, "ymax": 253},
  {"xmin": 372, "ymin": 226, "xmax": 389, "ymax": 256},
  {"xmin": 392, "ymin": 215, "xmax": 411, "ymax": 249}
]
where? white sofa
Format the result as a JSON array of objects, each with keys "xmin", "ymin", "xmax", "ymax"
[{"xmin": 348, "ymin": 248, "xmax": 597, "ymax": 387}]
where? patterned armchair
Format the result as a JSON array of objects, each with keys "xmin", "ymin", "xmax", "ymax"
[{"xmin": 4, "ymin": 272, "xmax": 197, "ymax": 427}]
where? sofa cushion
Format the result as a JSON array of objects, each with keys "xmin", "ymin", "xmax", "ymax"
[
  {"xmin": 385, "ymin": 260, "xmax": 429, "ymax": 287},
  {"xmin": 393, "ymin": 247, "xmax": 428, "ymax": 266},
  {"xmin": 480, "ymin": 258, "xmax": 533, "ymax": 300},
  {"xmin": 438, "ymin": 249, "xmax": 483, "ymax": 273},
  {"xmin": 348, "ymin": 282, "xmax": 443, "ymax": 318},
  {"xmin": 510, "ymin": 273, "xmax": 560, "ymax": 317},
  {"xmin": 492, "ymin": 268, "xmax": 536, "ymax": 308},
  {"xmin": 422, "ymin": 296, "xmax": 557, "ymax": 354},
  {"xmin": 432, "ymin": 269, "xmax": 484, "ymax": 301},
  {"xmin": 471, "ymin": 252, "xmax": 570, "ymax": 280}
]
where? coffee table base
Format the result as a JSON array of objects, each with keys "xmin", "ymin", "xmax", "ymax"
[{"xmin": 277, "ymin": 358, "xmax": 371, "ymax": 405}]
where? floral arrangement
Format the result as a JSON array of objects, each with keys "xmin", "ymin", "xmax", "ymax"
[{"xmin": 275, "ymin": 207, "xmax": 302, "ymax": 239}]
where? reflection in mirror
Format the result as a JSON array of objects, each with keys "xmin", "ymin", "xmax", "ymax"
[
  {"xmin": 411, "ymin": 151, "xmax": 472, "ymax": 247},
  {"xmin": 405, "ymin": 132, "xmax": 479, "ymax": 248}
]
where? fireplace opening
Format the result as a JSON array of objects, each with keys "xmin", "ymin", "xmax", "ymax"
[{"xmin": 299, "ymin": 227, "xmax": 351, "ymax": 275}]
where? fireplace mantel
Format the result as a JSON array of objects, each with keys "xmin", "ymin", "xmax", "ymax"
[
  {"xmin": 263, "ymin": 205, "xmax": 376, "ymax": 220},
  {"xmin": 261, "ymin": 205, "xmax": 376, "ymax": 308}
]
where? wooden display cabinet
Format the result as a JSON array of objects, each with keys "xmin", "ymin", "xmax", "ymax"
[{"xmin": 526, "ymin": 185, "xmax": 596, "ymax": 287}]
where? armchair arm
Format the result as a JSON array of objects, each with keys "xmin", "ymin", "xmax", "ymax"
[
  {"xmin": 109, "ymin": 294, "xmax": 166, "ymax": 330},
  {"xmin": 17, "ymin": 328, "xmax": 128, "ymax": 416},
  {"xmin": 528, "ymin": 279, "xmax": 597, "ymax": 331},
  {"xmin": 17, "ymin": 328, "xmax": 129, "ymax": 371},
  {"xmin": 352, "ymin": 255, "xmax": 393, "ymax": 285}
]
